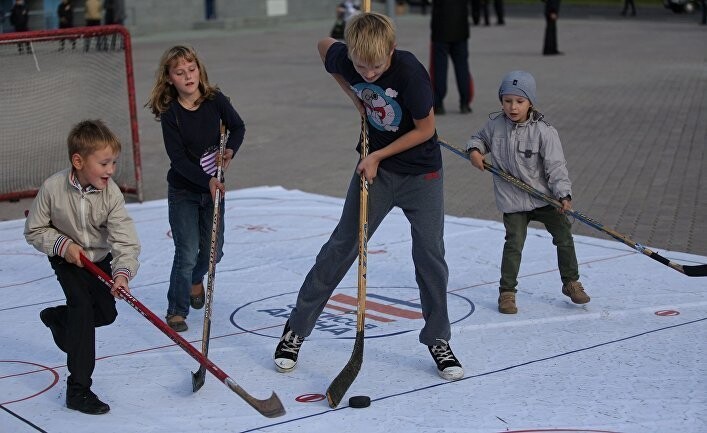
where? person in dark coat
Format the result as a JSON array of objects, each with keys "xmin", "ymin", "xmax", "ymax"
[
  {"xmin": 104, "ymin": 0, "xmax": 125, "ymax": 25},
  {"xmin": 58, "ymin": 0, "xmax": 76, "ymax": 50},
  {"xmin": 58, "ymin": 0, "xmax": 73, "ymax": 28},
  {"xmin": 104, "ymin": 0, "xmax": 126, "ymax": 50},
  {"xmin": 10, "ymin": 0, "xmax": 29, "ymax": 32},
  {"xmin": 470, "ymin": 0, "xmax": 483, "ymax": 25},
  {"xmin": 429, "ymin": 0, "xmax": 474, "ymax": 114},
  {"xmin": 542, "ymin": 0, "xmax": 562, "ymax": 56},
  {"xmin": 10, "ymin": 0, "xmax": 31, "ymax": 54}
]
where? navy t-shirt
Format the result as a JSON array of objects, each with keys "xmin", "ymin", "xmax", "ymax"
[{"xmin": 324, "ymin": 42, "xmax": 441, "ymax": 175}]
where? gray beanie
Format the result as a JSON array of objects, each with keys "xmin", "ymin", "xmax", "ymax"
[{"xmin": 498, "ymin": 70, "xmax": 537, "ymax": 106}]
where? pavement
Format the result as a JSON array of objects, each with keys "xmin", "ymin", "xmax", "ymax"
[{"xmin": 2, "ymin": 5, "xmax": 705, "ymax": 257}]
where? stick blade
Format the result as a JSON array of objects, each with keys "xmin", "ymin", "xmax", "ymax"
[
  {"xmin": 225, "ymin": 378, "xmax": 286, "ymax": 418},
  {"xmin": 683, "ymin": 264, "xmax": 707, "ymax": 277},
  {"xmin": 326, "ymin": 331, "xmax": 364, "ymax": 408},
  {"xmin": 192, "ymin": 366, "xmax": 206, "ymax": 392}
]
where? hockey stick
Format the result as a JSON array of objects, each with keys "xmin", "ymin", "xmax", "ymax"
[
  {"xmin": 439, "ymin": 139, "xmax": 707, "ymax": 277},
  {"xmin": 192, "ymin": 124, "xmax": 228, "ymax": 392},
  {"xmin": 79, "ymin": 254, "xmax": 286, "ymax": 418},
  {"xmin": 326, "ymin": 115, "xmax": 370, "ymax": 408}
]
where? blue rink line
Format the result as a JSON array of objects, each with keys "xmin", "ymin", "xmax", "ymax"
[
  {"xmin": 238, "ymin": 317, "xmax": 707, "ymax": 433},
  {"xmin": 0, "ymin": 403, "xmax": 47, "ymax": 433}
]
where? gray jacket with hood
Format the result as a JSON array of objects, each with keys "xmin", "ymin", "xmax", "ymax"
[{"xmin": 466, "ymin": 110, "xmax": 572, "ymax": 214}]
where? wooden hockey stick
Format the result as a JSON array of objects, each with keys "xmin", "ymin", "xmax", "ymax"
[
  {"xmin": 192, "ymin": 124, "xmax": 228, "ymax": 392},
  {"xmin": 439, "ymin": 139, "xmax": 707, "ymax": 277},
  {"xmin": 80, "ymin": 254, "xmax": 286, "ymax": 418},
  {"xmin": 326, "ymin": 115, "xmax": 371, "ymax": 408}
]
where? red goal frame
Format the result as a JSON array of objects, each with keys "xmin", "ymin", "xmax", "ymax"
[{"xmin": 0, "ymin": 25, "xmax": 142, "ymax": 202}]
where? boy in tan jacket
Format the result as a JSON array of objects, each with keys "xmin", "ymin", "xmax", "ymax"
[{"xmin": 25, "ymin": 119, "xmax": 140, "ymax": 415}]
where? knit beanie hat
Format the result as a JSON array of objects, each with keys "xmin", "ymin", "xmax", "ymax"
[{"xmin": 498, "ymin": 70, "xmax": 537, "ymax": 106}]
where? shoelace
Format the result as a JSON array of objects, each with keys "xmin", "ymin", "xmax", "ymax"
[
  {"xmin": 279, "ymin": 331, "xmax": 303, "ymax": 355},
  {"xmin": 430, "ymin": 340, "xmax": 455, "ymax": 363}
]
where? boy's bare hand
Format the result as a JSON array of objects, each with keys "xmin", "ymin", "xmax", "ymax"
[
  {"xmin": 357, "ymin": 153, "xmax": 381, "ymax": 184},
  {"xmin": 559, "ymin": 198, "xmax": 572, "ymax": 213},
  {"xmin": 64, "ymin": 243, "xmax": 86, "ymax": 267},
  {"xmin": 111, "ymin": 275, "xmax": 130, "ymax": 298},
  {"xmin": 469, "ymin": 149, "xmax": 485, "ymax": 171}
]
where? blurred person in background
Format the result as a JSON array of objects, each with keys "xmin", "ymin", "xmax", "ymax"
[{"xmin": 429, "ymin": 0, "xmax": 473, "ymax": 115}]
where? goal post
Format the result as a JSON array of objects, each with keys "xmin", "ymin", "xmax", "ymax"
[{"xmin": 0, "ymin": 25, "xmax": 143, "ymax": 202}]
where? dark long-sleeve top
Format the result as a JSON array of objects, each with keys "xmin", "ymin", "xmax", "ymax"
[
  {"xmin": 545, "ymin": 0, "xmax": 561, "ymax": 15},
  {"xmin": 58, "ymin": 1, "xmax": 73, "ymax": 28},
  {"xmin": 161, "ymin": 91, "xmax": 245, "ymax": 193},
  {"xmin": 430, "ymin": 0, "xmax": 470, "ymax": 42},
  {"xmin": 10, "ymin": 3, "xmax": 29, "ymax": 31}
]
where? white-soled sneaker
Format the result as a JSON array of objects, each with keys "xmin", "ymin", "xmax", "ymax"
[
  {"xmin": 428, "ymin": 339, "xmax": 464, "ymax": 381},
  {"xmin": 274, "ymin": 320, "xmax": 305, "ymax": 373}
]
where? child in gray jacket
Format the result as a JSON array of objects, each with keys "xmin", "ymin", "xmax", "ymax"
[{"xmin": 466, "ymin": 70, "xmax": 589, "ymax": 314}]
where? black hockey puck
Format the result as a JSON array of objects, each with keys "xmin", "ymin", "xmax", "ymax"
[{"xmin": 348, "ymin": 395, "xmax": 371, "ymax": 408}]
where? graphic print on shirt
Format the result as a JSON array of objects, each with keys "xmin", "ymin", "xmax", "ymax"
[
  {"xmin": 353, "ymin": 84, "xmax": 401, "ymax": 132},
  {"xmin": 200, "ymin": 145, "xmax": 219, "ymax": 176}
]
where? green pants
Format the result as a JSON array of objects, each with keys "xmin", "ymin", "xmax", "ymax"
[{"xmin": 500, "ymin": 205, "xmax": 579, "ymax": 292}]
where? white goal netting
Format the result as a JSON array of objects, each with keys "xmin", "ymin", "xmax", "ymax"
[{"xmin": 0, "ymin": 25, "xmax": 142, "ymax": 201}]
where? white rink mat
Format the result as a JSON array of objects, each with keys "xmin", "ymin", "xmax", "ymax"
[{"xmin": 1, "ymin": 186, "xmax": 705, "ymax": 433}]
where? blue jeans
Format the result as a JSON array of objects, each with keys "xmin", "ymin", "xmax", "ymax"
[{"xmin": 167, "ymin": 186, "xmax": 224, "ymax": 318}]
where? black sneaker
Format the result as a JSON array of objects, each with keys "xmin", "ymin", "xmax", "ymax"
[
  {"xmin": 428, "ymin": 339, "xmax": 464, "ymax": 381},
  {"xmin": 273, "ymin": 320, "xmax": 304, "ymax": 373},
  {"xmin": 66, "ymin": 389, "xmax": 110, "ymax": 415},
  {"xmin": 40, "ymin": 307, "xmax": 66, "ymax": 352}
]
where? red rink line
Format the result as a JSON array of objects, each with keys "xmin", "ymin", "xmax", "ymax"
[
  {"xmin": 0, "ymin": 360, "xmax": 59, "ymax": 405},
  {"xmin": 330, "ymin": 293, "xmax": 423, "ymax": 319},
  {"xmin": 324, "ymin": 302, "xmax": 394, "ymax": 322}
]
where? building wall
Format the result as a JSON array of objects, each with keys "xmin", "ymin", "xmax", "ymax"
[
  {"xmin": 3, "ymin": 1, "xmax": 398, "ymax": 36},
  {"xmin": 1, "ymin": 0, "xmax": 340, "ymax": 35},
  {"xmin": 127, "ymin": 0, "xmax": 336, "ymax": 35}
]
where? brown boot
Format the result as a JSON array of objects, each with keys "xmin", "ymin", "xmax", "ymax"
[
  {"xmin": 498, "ymin": 292, "xmax": 517, "ymax": 314},
  {"xmin": 562, "ymin": 281, "xmax": 590, "ymax": 304},
  {"xmin": 166, "ymin": 314, "xmax": 188, "ymax": 332},
  {"xmin": 190, "ymin": 282, "xmax": 205, "ymax": 309}
]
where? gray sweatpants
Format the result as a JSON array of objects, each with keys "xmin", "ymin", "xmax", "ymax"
[{"xmin": 288, "ymin": 166, "xmax": 451, "ymax": 346}]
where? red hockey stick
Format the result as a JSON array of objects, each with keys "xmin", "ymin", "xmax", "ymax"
[{"xmin": 79, "ymin": 254, "xmax": 286, "ymax": 418}]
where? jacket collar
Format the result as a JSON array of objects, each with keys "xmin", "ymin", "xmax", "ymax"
[{"xmin": 69, "ymin": 169, "xmax": 100, "ymax": 194}]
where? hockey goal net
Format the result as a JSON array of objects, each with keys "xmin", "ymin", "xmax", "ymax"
[{"xmin": 0, "ymin": 25, "xmax": 142, "ymax": 202}]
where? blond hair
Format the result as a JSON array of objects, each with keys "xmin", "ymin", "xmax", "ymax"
[
  {"xmin": 67, "ymin": 120, "xmax": 121, "ymax": 161},
  {"xmin": 344, "ymin": 12, "xmax": 396, "ymax": 65},
  {"xmin": 144, "ymin": 45, "xmax": 219, "ymax": 119}
]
